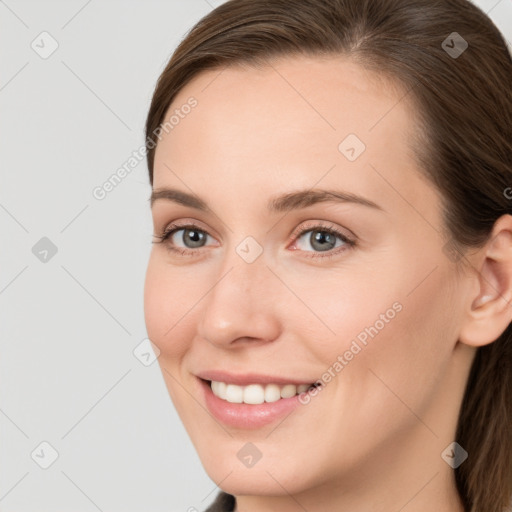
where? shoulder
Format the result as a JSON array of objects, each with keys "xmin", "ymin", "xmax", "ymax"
[{"xmin": 204, "ymin": 491, "xmax": 236, "ymax": 512}]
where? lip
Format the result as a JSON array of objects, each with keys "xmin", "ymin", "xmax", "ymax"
[
  {"xmin": 196, "ymin": 370, "xmax": 316, "ymax": 386},
  {"xmin": 198, "ymin": 377, "xmax": 307, "ymax": 429}
]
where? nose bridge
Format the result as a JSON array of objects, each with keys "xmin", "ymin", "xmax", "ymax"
[
  {"xmin": 197, "ymin": 237, "xmax": 281, "ymax": 346},
  {"xmin": 214, "ymin": 233, "xmax": 271, "ymax": 304}
]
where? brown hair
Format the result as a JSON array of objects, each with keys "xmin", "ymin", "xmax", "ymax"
[{"xmin": 145, "ymin": 1, "xmax": 512, "ymax": 510}]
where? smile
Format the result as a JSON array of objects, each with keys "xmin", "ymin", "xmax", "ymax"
[{"xmin": 210, "ymin": 380, "xmax": 318, "ymax": 404}]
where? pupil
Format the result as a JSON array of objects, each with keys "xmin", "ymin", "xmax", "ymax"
[
  {"xmin": 184, "ymin": 229, "xmax": 205, "ymax": 248},
  {"xmin": 311, "ymin": 231, "xmax": 335, "ymax": 251}
]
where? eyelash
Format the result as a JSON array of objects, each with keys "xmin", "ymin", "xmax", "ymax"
[{"xmin": 152, "ymin": 221, "xmax": 356, "ymax": 260}]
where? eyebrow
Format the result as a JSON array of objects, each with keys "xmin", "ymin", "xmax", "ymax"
[{"xmin": 150, "ymin": 187, "xmax": 383, "ymax": 212}]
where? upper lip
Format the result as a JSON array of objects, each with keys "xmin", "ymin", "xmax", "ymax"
[{"xmin": 196, "ymin": 370, "xmax": 315, "ymax": 386}]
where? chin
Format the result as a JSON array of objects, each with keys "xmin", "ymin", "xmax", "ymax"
[
  {"xmin": 193, "ymin": 437, "xmax": 321, "ymax": 497},
  {"xmin": 205, "ymin": 466, "xmax": 311, "ymax": 497}
]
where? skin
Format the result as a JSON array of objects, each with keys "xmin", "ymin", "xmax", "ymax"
[{"xmin": 144, "ymin": 55, "xmax": 512, "ymax": 512}]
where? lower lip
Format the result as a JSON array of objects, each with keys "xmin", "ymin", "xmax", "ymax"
[{"xmin": 199, "ymin": 378, "xmax": 305, "ymax": 429}]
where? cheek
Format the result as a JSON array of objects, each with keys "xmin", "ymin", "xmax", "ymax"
[
  {"xmin": 338, "ymin": 261, "xmax": 459, "ymax": 420},
  {"xmin": 143, "ymin": 253, "xmax": 195, "ymax": 358},
  {"xmin": 283, "ymin": 266, "xmax": 402, "ymax": 363},
  {"xmin": 300, "ymin": 251, "xmax": 458, "ymax": 400}
]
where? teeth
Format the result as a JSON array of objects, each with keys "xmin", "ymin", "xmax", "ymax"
[
  {"xmin": 244, "ymin": 384, "xmax": 265, "ymax": 404},
  {"xmin": 225, "ymin": 384, "xmax": 244, "ymax": 403},
  {"xmin": 210, "ymin": 380, "xmax": 315, "ymax": 404},
  {"xmin": 264, "ymin": 384, "xmax": 281, "ymax": 403},
  {"xmin": 280, "ymin": 384, "xmax": 296, "ymax": 398}
]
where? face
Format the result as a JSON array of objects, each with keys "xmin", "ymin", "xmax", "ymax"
[{"xmin": 144, "ymin": 56, "xmax": 472, "ymax": 498}]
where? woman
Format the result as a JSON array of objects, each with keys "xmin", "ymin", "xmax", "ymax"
[{"xmin": 143, "ymin": 0, "xmax": 512, "ymax": 510}]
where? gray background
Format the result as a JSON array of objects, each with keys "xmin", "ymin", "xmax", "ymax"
[{"xmin": 1, "ymin": 1, "xmax": 511, "ymax": 511}]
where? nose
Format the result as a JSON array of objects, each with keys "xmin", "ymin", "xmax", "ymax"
[{"xmin": 197, "ymin": 253, "xmax": 282, "ymax": 348}]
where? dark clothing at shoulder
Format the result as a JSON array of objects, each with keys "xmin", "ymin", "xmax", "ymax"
[{"xmin": 204, "ymin": 491, "xmax": 236, "ymax": 512}]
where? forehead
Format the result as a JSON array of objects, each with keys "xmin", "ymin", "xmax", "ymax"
[
  {"xmin": 152, "ymin": 55, "xmax": 437, "ymax": 221},
  {"xmin": 157, "ymin": 55, "xmax": 410, "ymax": 152},
  {"xmin": 154, "ymin": 55, "xmax": 414, "ymax": 164}
]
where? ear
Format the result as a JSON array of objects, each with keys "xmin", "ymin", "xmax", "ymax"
[{"xmin": 459, "ymin": 214, "xmax": 512, "ymax": 347}]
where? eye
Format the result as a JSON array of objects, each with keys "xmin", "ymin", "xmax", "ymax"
[
  {"xmin": 153, "ymin": 222, "xmax": 215, "ymax": 255},
  {"xmin": 288, "ymin": 222, "xmax": 356, "ymax": 258},
  {"xmin": 153, "ymin": 220, "xmax": 356, "ymax": 259}
]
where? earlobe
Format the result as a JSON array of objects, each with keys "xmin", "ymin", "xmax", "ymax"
[{"xmin": 459, "ymin": 215, "xmax": 512, "ymax": 347}]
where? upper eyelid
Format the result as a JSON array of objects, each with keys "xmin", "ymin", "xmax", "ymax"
[
  {"xmin": 158, "ymin": 220, "xmax": 349, "ymax": 236},
  {"xmin": 158, "ymin": 219, "xmax": 218, "ymax": 239},
  {"xmin": 291, "ymin": 220, "xmax": 354, "ymax": 239}
]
